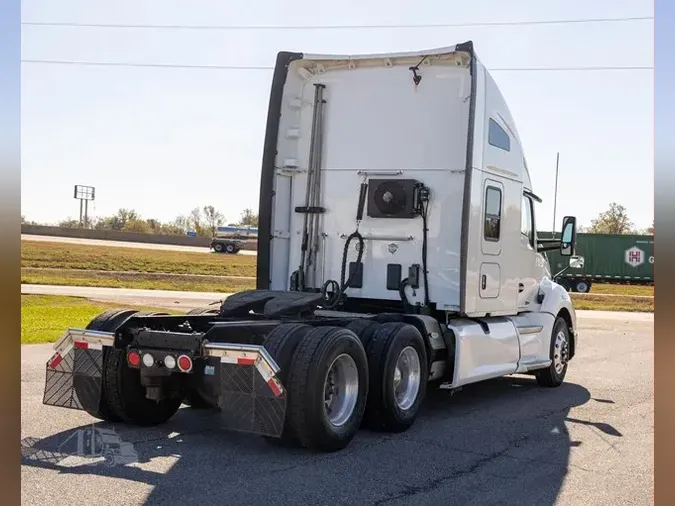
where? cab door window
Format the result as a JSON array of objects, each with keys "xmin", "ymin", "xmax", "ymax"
[{"xmin": 521, "ymin": 195, "xmax": 534, "ymax": 247}]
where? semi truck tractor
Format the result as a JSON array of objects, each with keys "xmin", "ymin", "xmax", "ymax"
[
  {"xmin": 42, "ymin": 41, "xmax": 583, "ymax": 453},
  {"xmin": 543, "ymin": 232, "xmax": 653, "ymax": 292}
]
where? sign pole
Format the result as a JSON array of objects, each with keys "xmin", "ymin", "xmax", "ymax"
[{"xmin": 73, "ymin": 185, "xmax": 96, "ymax": 229}]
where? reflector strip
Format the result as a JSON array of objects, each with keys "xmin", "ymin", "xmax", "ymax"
[
  {"xmin": 203, "ymin": 343, "xmax": 285, "ymax": 398},
  {"xmin": 267, "ymin": 378, "xmax": 282, "ymax": 397},
  {"xmin": 73, "ymin": 341, "xmax": 104, "ymax": 351},
  {"xmin": 48, "ymin": 353, "xmax": 63, "ymax": 369}
]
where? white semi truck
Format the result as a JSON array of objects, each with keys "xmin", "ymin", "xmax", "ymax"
[{"xmin": 43, "ymin": 41, "xmax": 583, "ymax": 452}]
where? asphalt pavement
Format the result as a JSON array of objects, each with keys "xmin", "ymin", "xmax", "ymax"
[{"xmin": 21, "ymin": 312, "xmax": 653, "ymax": 506}]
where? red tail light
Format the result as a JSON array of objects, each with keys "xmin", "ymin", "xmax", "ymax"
[
  {"xmin": 127, "ymin": 351, "xmax": 141, "ymax": 367},
  {"xmin": 177, "ymin": 355, "xmax": 192, "ymax": 372}
]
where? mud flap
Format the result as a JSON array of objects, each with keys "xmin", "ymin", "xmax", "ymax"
[
  {"xmin": 43, "ymin": 342, "xmax": 104, "ymax": 414},
  {"xmin": 201, "ymin": 346, "xmax": 288, "ymax": 438}
]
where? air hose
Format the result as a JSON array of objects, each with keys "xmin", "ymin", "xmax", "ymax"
[{"xmin": 321, "ymin": 182, "xmax": 368, "ymax": 309}]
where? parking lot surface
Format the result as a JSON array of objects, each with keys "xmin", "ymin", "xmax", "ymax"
[{"xmin": 21, "ymin": 312, "xmax": 653, "ymax": 506}]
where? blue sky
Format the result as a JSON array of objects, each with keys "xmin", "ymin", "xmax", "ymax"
[{"xmin": 19, "ymin": 0, "xmax": 654, "ymax": 231}]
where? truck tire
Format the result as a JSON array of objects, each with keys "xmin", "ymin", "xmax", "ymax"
[
  {"xmin": 79, "ymin": 309, "xmax": 141, "ymax": 422},
  {"xmin": 286, "ymin": 326, "xmax": 368, "ymax": 452},
  {"xmin": 95, "ymin": 310, "xmax": 182, "ymax": 426},
  {"xmin": 346, "ymin": 318, "xmax": 381, "ymax": 349},
  {"xmin": 573, "ymin": 280, "xmax": 591, "ymax": 293},
  {"xmin": 213, "ymin": 242, "xmax": 225, "ymax": 253},
  {"xmin": 261, "ymin": 323, "xmax": 313, "ymax": 445},
  {"xmin": 372, "ymin": 313, "xmax": 406, "ymax": 324},
  {"xmin": 103, "ymin": 346, "xmax": 183, "ymax": 426},
  {"xmin": 363, "ymin": 322, "xmax": 428, "ymax": 433},
  {"xmin": 224, "ymin": 243, "xmax": 236, "ymax": 254},
  {"xmin": 536, "ymin": 317, "xmax": 570, "ymax": 387}
]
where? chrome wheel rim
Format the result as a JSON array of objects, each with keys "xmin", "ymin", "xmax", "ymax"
[
  {"xmin": 393, "ymin": 346, "xmax": 421, "ymax": 411},
  {"xmin": 323, "ymin": 353, "xmax": 359, "ymax": 427},
  {"xmin": 553, "ymin": 331, "xmax": 569, "ymax": 374}
]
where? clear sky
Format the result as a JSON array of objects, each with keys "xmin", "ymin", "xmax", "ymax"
[{"xmin": 20, "ymin": 0, "xmax": 654, "ymax": 232}]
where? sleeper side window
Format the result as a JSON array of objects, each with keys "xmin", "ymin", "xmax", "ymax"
[
  {"xmin": 488, "ymin": 118, "xmax": 511, "ymax": 152},
  {"xmin": 484, "ymin": 186, "xmax": 502, "ymax": 241}
]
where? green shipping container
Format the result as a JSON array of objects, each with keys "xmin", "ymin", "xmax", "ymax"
[{"xmin": 542, "ymin": 233, "xmax": 653, "ymax": 291}]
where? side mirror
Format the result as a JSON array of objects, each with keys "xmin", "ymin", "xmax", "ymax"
[
  {"xmin": 569, "ymin": 256, "xmax": 585, "ymax": 269},
  {"xmin": 560, "ymin": 216, "xmax": 577, "ymax": 257}
]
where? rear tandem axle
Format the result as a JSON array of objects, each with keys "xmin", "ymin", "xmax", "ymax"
[{"xmin": 43, "ymin": 290, "xmax": 435, "ymax": 452}]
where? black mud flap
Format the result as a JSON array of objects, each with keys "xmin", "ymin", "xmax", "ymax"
[
  {"xmin": 200, "ymin": 356, "xmax": 287, "ymax": 438},
  {"xmin": 43, "ymin": 345, "xmax": 104, "ymax": 414}
]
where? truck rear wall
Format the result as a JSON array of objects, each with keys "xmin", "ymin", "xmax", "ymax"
[{"xmin": 542, "ymin": 232, "xmax": 654, "ymax": 282}]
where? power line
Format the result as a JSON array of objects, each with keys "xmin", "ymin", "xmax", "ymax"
[
  {"xmin": 20, "ymin": 60, "xmax": 655, "ymax": 72},
  {"xmin": 21, "ymin": 15, "xmax": 654, "ymax": 31}
]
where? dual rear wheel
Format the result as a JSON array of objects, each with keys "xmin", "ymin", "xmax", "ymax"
[
  {"xmin": 77, "ymin": 310, "xmax": 429, "ymax": 450},
  {"xmin": 263, "ymin": 319, "xmax": 429, "ymax": 452},
  {"xmin": 81, "ymin": 309, "xmax": 183, "ymax": 426}
]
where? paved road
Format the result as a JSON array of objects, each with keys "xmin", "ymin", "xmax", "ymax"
[
  {"xmin": 22, "ymin": 284, "xmax": 231, "ymax": 311},
  {"xmin": 21, "ymin": 312, "xmax": 653, "ymax": 505},
  {"xmin": 21, "ymin": 234, "xmax": 257, "ymax": 256}
]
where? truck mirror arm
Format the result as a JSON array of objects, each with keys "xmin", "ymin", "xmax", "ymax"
[{"xmin": 537, "ymin": 241, "xmax": 563, "ymax": 253}]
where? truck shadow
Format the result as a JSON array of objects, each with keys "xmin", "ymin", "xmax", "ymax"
[{"xmin": 22, "ymin": 376, "xmax": 608, "ymax": 505}]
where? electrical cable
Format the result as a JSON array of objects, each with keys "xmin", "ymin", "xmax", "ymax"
[
  {"xmin": 19, "ymin": 60, "xmax": 654, "ymax": 72},
  {"xmin": 21, "ymin": 16, "xmax": 654, "ymax": 31}
]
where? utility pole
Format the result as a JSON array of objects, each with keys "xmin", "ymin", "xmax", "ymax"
[
  {"xmin": 74, "ymin": 185, "xmax": 95, "ymax": 228},
  {"xmin": 552, "ymin": 152, "xmax": 559, "ymax": 237}
]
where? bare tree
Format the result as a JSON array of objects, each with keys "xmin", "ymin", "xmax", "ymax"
[
  {"xmin": 239, "ymin": 208, "xmax": 259, "ymax": 228},
  {"xmin": 189, "ymin": 207, "xmax": 208, "ymax": 236},
  {"xmin": 203, "ymin": 205, "xmax": 225, "ymax": 237}
]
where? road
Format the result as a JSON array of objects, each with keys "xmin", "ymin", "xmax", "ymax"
[
  {"xmin": 21, "ymin": 284, "xmax": 232, "ymax": 311},
  {"xmin": 21, "ymin": 234, "xmax": 257, "ymax": 256},
  {"xmin": 21, "ymin": 311, "xmax": 653, "ymax": 505}
]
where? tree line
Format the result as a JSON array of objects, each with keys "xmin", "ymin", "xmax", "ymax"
[
  {"xmin": 579, "ymin": 202, "xmax": 653, "ymax": 235},
  {"xmin": 22, "ymin": 206, "xmax": 259, "ymax": 238},
  {"xmin": 21, "ymin": 202, "xmax": 652, "ymax": 237}
]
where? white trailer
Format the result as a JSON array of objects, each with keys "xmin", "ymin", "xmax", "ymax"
[{"xmin": 42, "ymin": 41, "xmax": 583, "ymax": 452}]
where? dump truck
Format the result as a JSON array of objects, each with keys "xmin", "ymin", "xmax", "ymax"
[
  {"xmin": 543, "ymin": 232, "xmax": 653, "ymax": 292},
  {"xmin": 42, "ymin": 41, "xmax": 583, "ymax": 453}
]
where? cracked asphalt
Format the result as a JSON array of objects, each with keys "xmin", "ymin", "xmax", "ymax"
[{"xmin": 21, "ymin": 312, "xmax": 653, "ymax": 506}]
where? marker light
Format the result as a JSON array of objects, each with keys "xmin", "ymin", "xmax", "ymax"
[
  {"xmin": 177, "ymin": 355, "xmax": 193, "ymax": 372},
  {"xmin": 142, "ymin": 353, "xmax": 155, "ymax": 368},
  {"xmin": 164, "ymin": 355, "xmax": 176, "ymax": 369},
  {"xmin": 127, "ymin": 351, "xmax": 141, "ymax": 367}
]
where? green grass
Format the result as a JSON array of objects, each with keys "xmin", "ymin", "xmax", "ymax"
[
  {"xmin": 21, "ymin": 268, "xmax": 256, "ymax": 293},
  {"xmin": 21, "ymin": 295, "xmax": 184, "ymax": 344},
  {"xmin": 21, "ymin": 240, "xmax": 256, "ymax": 277},
  {"xmin": 590, "ymin": 283, "xmax": 653, "ymax": 296},
  {"xmin": 570, "ymin": 294, "xmax": 653, "ymax": 312},
  {"xmin": 21, "ymin": 239, "xmax": 653, "ymax": 313}
]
